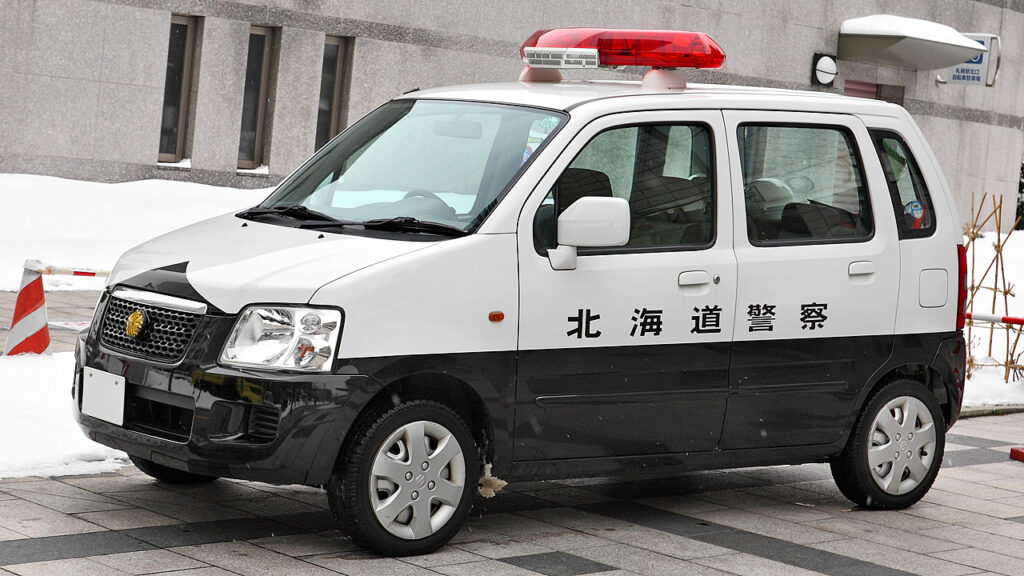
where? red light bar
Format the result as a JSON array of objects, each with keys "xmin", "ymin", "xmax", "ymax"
[{"xmin": 521, "ymin": 28, "xmax": 726, "ymax": 69}]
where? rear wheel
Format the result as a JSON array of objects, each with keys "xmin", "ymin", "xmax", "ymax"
[
  {"xmin": 129, "ymin": 455, "xmax": 218, "ymax": 484},
  {"xmin": 831, "ymin": 380, "xmax": 945, "ymax": 509},
  {"xmin": 327, "ymin": 400, "xmax": 479, "ymax": 556}
]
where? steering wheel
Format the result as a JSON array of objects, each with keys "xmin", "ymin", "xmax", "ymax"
[
  {"xmin": 402, "ymin": 190, "xmax": 455, "ymax": 216},
  {"xmin": 403, "ymin": 190, "xmax": 444, "ymax": 202}
]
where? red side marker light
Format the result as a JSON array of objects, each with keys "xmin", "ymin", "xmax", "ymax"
[
  {"xmin": 521, "ymin": 28, "xmax": 726, "ymax": 69},
  {"xmin": 488, "ymin": 311, "xmax": 505, "ymax": 323},
  {"xmin": 1011, "ymin": 447, "xmax": 1024, "ymax": 463}
]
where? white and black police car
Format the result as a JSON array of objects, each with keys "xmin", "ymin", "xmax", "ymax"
[{"xmin": 74, "ymin": 28, "xmax": 968, "ymax": 556}]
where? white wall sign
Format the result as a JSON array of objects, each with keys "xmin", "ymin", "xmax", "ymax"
[{"xmin": 945, "ymin": 33, "xmax": 999, "ymax": 86}]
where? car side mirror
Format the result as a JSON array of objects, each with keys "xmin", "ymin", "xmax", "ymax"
[{"xmin": 547, "ymin": 196, "xmax": 630, "ymax": 270}]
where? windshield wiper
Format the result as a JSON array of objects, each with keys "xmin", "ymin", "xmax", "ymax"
[
  {"xmin": 360, "ymin": 217, "xmax": 468, "ymax": 237},
  {"xmin": 236, "ymin": 205, "xmax": 339, "ymax": 223}
]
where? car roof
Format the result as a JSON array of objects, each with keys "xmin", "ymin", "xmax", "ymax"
[{"xmin": 399, "ymin": 80, "xmax": 906, "ymax": 117}]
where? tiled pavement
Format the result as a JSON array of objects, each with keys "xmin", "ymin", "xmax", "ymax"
[
  {"xmin": 3, "ymin": 292, "xmax": 1024, "ymax": 575},
  {"xmin": 0, "ymin": 415, "xmax": 1020, "ymax": 575}
]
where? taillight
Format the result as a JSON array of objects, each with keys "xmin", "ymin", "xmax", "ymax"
[{"xmin": 956, "ymin": 244, "xmax": 968, "ymax": 330}]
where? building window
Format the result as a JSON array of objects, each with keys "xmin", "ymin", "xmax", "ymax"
[
  {"xmin": 844, "ymin": 80, "xmax": 905, "ymax": 106},
  {"xmin": 238, "ymin": 26, "xmax": 273, "ymax": 169},
  {"xmin": 158, "ymin": 15, "xmax": 196, "ymax": 163},
  {"xmin": 315, "ymin": 36, "xmax": 353, "ymax": 151}
]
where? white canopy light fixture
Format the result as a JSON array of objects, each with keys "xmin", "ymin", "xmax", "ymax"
[{"xmin": 838, "ymin": 14, "xmax": 987, "ymax": 70}]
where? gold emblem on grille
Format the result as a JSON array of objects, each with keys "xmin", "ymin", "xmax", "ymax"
[{"xmin": 125, "ymin": 310, "xmax": 147, "ymax": 339}]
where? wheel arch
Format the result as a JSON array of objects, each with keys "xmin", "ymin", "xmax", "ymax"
[
  {"xmin": 840, "ymin": 360, "xmax": 952, "ymax": 457},
  {"xmin": 307, "ymin": 371, "xmax": 496, "ymax": 487}
]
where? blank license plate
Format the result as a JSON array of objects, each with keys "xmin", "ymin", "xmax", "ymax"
[{"xmin": 82, "ymin": 367, "xmax": 126, "ymax": 426}]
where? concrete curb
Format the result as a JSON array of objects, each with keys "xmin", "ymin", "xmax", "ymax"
[{"xmin": 960, "ymin": 405, "xmax": 1024, "ymax": 418}]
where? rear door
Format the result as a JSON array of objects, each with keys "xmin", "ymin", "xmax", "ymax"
[
  {"xmin": 514, "ymin": 110, "xmax": 735, "ymax": 461},
  {"xmin": 722, "ymin": 111, "xmax": 900, "ymax": 449}
]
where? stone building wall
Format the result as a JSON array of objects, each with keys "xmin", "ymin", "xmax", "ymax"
[{"xmin": 0, "ymin": 0, "xmax": 1020, "ymax": 226}]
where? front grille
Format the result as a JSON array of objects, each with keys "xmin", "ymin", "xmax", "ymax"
[
  {"xmin": 100, "ymin": 296, "xmax": 202, "ymax": 362},
  {"xmin": 124, "ymin": 386, "xmax": 195, "ymax": 442}
]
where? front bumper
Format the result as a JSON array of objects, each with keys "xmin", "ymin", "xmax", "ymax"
[{"xmin": 73, "ymin": 294, "xmax": 373, "ymax": 486}]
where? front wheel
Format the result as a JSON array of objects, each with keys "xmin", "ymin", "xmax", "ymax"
[
  {"xmin": 831, "ymin": 380, "xmax": 945, "ymax": 509},
  {"xmin": 327, "ymin": 400, "xmax": 479, "ymax": 556}
]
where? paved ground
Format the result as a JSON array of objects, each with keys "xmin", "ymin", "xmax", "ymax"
[
  {"xmin": 3, "ymin": 292, "xmax": 1024, "ymax": 575},
  {"xmin": 0, "ymin": 414, "xmax": 1022, "ymax": 576}
]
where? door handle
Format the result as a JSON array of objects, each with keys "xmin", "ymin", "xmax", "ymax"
[
  {"xmin": 678, "ymin": 270, "xmax": 713, "ymax": 286},
  {"xmin": 849, "ymin": 261, "xmax": 876, "ymax": 277}
]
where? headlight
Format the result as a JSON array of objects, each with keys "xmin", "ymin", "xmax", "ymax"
[{"xmin": 220, "ymin": 306, "xmax": 342, "ymax": 372}]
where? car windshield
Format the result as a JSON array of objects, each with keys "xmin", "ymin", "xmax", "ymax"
[{"xmin": 259, "ymin": 99, "xmax": 566, "ymax": 233}]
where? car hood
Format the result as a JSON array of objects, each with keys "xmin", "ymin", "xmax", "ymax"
[{"xmin": 107, "ymin": 213, "xmax": 438, "ymax": 313}]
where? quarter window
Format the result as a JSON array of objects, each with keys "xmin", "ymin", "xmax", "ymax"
[
  {"xmin": 739, "ymin": 124, "xmax": 873, "ymax": 245},
  {"xmin": 534, "ymin": 123, "xmax": 715, "ymax": 253},
  {"xmin": 871, "ymin": 130, "xmax": 935, "ymax": 238}
]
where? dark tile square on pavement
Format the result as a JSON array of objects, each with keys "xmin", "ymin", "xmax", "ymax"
[
  {"xmin": 941, "ymin": 447, "xmax": 1010, "ymax": 468},
  {"xmin": 946, "ymin": 433, "xmax": 1012, "ymax": 448},
  {"xmin": 501, "ymin": 551, "xmax": 615, "ymax": 576}
]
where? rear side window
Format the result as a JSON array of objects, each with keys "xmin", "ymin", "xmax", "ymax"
[
  {"xmin": 739, "ymin": 124, "xmax": 873, "ymax": 246},
  {"xmin": 871, "ymin": 130, "xmax": 936, "ymax": 239}
]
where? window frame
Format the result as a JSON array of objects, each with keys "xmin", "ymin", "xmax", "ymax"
[
  {"xmin": 315, "ymin": 36, "xmax": 354, "ymax": 151},
  {"xmin": 536, "ymin": 120, "xmax": 718, "ymax": 256},
  {"xmin": 158, "ymin": 14, "xmax": 196, "ymax": 164},
  {"xmin": 237, "ymin": 25, "xmax": 273, "ymax": 170},
  {"xmin": 738, "ymin": 122, "xmax": 876, "ymax": 248},
  {"xmin": 870, "ymin": 129, "xmax": 937, "ymax": 240}
]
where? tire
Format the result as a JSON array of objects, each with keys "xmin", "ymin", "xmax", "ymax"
[
  {"xmin": 129, "ymin": 455, "xmax": 219, "ymax": 484},
  {"xmin": 327, "ymin": 400, "xmax": 479, "ymax": 556},
  {"xmin": 831, "ymin": 379, "xmax": 945, "ymax": 509}
]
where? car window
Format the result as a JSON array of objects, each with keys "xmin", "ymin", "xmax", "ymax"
[
  {"xmin": 871, "ymin": 130, "xmax": 936, "ymax": 239},
  {"xmin": 534, "ymin": 122, "xmax": 715, "ymax": 253},
  {"xmin": 739, "ymin": 124, "xmax": 873, "ymax": 245},
  {"xmin": 265, "ymin": 100, "xmax": 566, "ymax": 232}
]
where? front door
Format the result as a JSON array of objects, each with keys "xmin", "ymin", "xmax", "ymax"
[
  {"xmin": 515, "ymin": 110, "xmax": 736, "ymax": 461},
  {"xmin": 721, "ymin": 110, "xmax": 900, "ymax": 449}
]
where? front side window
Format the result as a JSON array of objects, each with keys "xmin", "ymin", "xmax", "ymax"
[
  {"xmin": 871, "ymin": 130, "xmax": 935, "ymax": 239},
  {"xmin": 534, "ymin": 123, "xmax": 714, "ymax": 253},
  {"xmin": 739, "ymin": 124, "xmax": 873, "ymax": 245},
  {"xmin": 260, "ymin": 100, "xmax": 565, "ymax": 233}
]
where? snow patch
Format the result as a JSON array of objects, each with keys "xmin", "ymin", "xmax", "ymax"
[
  {"xmin": 0, "ymin": 173, "xmax": 269, "ymax": 291},
  {"xmin": 0, "ymin": 352, "xmax": 127, "ymax": 479},
  {"xmin": 477, "ymin": 462, "xmax": 507, "ymax": 498}
]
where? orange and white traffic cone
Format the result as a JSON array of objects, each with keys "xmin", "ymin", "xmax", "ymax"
[{"xmin": 4, "ymin": 260, "xmax": 50, "ymax": 355}]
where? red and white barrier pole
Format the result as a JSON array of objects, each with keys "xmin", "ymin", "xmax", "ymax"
[
  {"xmin": 965, "ymin": 312, "xmax": 1024, "ymax": 326},
  {"xmin": 5, "ymin": 259, "xmax": 110, "ymax": 356}
]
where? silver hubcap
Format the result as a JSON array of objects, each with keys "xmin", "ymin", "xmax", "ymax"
[
  {"xmin": 867, "ymin": 395, "xmax": 937, "ymax": 495},
  {"xmin": 370, "ymin": 420, "xmax": 466, "ymax": 540}
]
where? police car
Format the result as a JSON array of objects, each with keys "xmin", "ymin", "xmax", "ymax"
[{"xmin": 73, "ymin": 28, "xmax": 967, "ymax": 556}]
